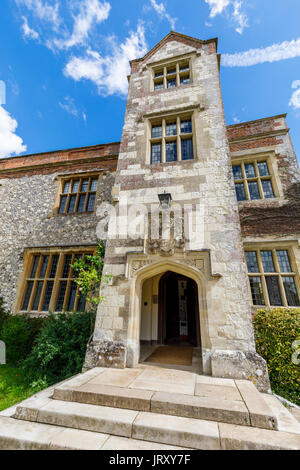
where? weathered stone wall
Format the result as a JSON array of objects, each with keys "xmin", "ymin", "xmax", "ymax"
[{"xmin": 0, "ymin": 148, "xmax": 117, "ymax": 311}]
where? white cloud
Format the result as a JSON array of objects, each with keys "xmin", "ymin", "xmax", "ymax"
[
  {"xmin": 223, "ymin": 37, "xmax": 300, "ymax": 67},
  {"xmin": 16, "ymin": 0, "xmax": 61, "ymax": 28},
  {"xmin": 59, "ymin": 96, "xmax": 79, "ymax": 117},
  {"xmin": 21, "ymin": 16, "xmax": 39, "ymax": 40},
  {"xmin": 289, "ymin": 81, "xmax": 300, "ymax": 111},
  {"xmin": 205, "ymin": 0, "xmax": 248, "ymax": 34},
  {"xmin": 64, "ymin": 24, "xmax": 147, "ymax": 96},
  {"xmin": 0, "ymin": 106, "xmax": 26, "ymax": 158},
  {"xmin": 292, "ymin": 80, "xmax": 300, "ymax": 89},
  {"xmin": 149, "ymin": 0, "xmax": 176, "ymax": 30},
  {"xmin": 232, "ymin": 1, "xmax": 248, "ymax": 35},
  {"xmin": 205, "ymin": 0, "xmax": 230, "ymax": 17},
  {"xmin": 53, "ymin": 0, "xmax": 111, "ymax": 50}
]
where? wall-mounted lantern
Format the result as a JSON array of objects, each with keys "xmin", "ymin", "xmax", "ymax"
[{"xmin": 158, "ymin": 192, "xmax": 172, "ymax": 209}]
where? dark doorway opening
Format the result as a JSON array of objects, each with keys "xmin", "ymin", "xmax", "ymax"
[{"xmin": 158, "ymin": 271, "xmax": 200, "ymax": 347}]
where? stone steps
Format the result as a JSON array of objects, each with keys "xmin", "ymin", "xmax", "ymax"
[
  {"xmin": 10, "ymin": 398, "xmax": 300, "ymax": 450},
  {"xmin": 1, "ymin": 367, "xmax": 299, "ymax": 450},
  {"xmin": 52, "ymin": 379, "xmax": 277, "ymax": 429}
]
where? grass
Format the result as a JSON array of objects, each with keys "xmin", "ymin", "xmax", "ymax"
[{"xmin": 0, "ymin": 365, "xmax": 35, "ymax": 412}]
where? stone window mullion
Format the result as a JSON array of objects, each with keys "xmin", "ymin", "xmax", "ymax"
[
  {"xmin": 241, "ymin": 163, "xmax": 250, "ymax": 200},
  {"xmin": 162, "ymin": 119, "xmax": 166, "ymax": 163},
  {"xmin": 257, "ymin": 250, "xmax": 270, "ymax": 306},
  {"xmin": 273, "ymin": 249, "xmax": 288, "ymax": 307},
  {"xmin": 177, "ymin": 117, "xmax": 181, "ymax": 161},
  {"xmin": 49, "ymin": 253, "xmax": 64, "ymax": 312}
]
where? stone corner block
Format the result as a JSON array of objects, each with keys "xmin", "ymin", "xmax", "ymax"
[{"xmin": 211, "ymin": 349, "xmax": 271, "ymax": 393}]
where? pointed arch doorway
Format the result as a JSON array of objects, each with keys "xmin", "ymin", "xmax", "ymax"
[{"xmin": 140, "ymin": 270, "xmax": 201, "ymax": 368}]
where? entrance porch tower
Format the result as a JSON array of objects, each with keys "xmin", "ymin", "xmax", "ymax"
[{"xmin": 84, "ymin": 32, "xmax": 270, "ymax": 392}]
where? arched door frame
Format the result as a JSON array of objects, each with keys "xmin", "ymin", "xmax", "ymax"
[{"xmin": 126, "ymin": 260, "xmax": 212, "ymax": 373}]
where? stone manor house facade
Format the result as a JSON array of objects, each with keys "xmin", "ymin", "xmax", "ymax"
[{"xmin": 0, "ymin": 32, "xmax": 299, "ymax": 391}]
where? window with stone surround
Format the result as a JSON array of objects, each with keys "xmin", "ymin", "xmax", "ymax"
[
  {"xmin": 232, "ymin": 159, "xmax": 275, "ymax": 201},
  {"xmin": 150, "ymin": 116, "xmax": 194, "ymax": 164},
  {"xmin": 58, "ymin": 175, "xmax": 99, "ymax": 214},
  {"xmin": 19, "ymin": 249, "xmax": 96, "ymax": 313},
  {"xmin": 153, "ymin": 60, "xmax": 191, "ymax": 91},
  {"xmin": 244, "ymin": 248, "xmax": 300, "ymax": 307}
]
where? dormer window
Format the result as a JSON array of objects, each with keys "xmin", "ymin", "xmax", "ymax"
[{"xmin": 153, "ymin": 60, "xmax": 191, "ymax": 91}]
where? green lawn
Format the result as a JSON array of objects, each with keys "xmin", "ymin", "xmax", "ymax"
[{"xmin": 0, "ymin": 365, "xmax": 34, "ymax": 412}]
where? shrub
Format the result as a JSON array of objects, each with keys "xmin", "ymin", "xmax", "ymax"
[
  {"xmin": 0, "ymin": 314, "xmax": 44, "ymax": 365},
  {"xmin": 23, "ymin": 311, "xmax": 95, "ymax": 386},
  {"xmin": 253, "ymin": 308, "xmax": 300, "ymax": 405},
  {"xmin": 0, "ymin": 296, "xmax": 8, "ymax": 335}
]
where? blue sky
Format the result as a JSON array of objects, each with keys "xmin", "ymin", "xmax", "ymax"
[{"xmin": 0, "ymin": 0, "xmax": 300, "ymax": 161}]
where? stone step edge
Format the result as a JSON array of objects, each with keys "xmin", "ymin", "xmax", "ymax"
[
  {"xmin": 0, "ymin": 416, "xmax": 188, "ymax": 451},
  {"xmin": 52, "ymin": 382, "xmax": 277, "ymax": 430}
]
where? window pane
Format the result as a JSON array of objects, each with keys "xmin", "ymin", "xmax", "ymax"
[
  {"xmin": 72, "ymin": 180, "xmax": 80, "ymax": 193},
  {"xmin": 167, "ymin": 79, "xmax": 176, "ymax": 88},
  {"xmin": 77, "ymin": 194, "xmax": 86, "ymax": 213},
  {"xmin": 276, "ymin": 250, "xmax": 292, "ymax": 272},
  {"xmin": 77, "ymin": 292, "xmax": 86, "ymax": 311},
  {"xmin": 151, "ymin": 143, "xmax": 161, "ymax": 164},
  {"xmin": 63, "ymin": 181, "xmax": 71, "ymax": 194},
  {"xmin": 245, "ymin": 163, "xmax": 256, "ymax": 178},
  {"xmin": 42, "ymin": 281, "xmax": 54, "ymax": 311},
  {"xmin": 282, "ymin": 277, "xmax": 300, "ymax": 306},
  {"xmin": 235, "ymin": 183, "xmax": 246, "ymax": 201},
  {"xmin": 32, "ymin": 281, "xmax": 43, "ymax": 310},
  {"xmin": 166, "ymin": 141, "xmax": 177, "ymax": 162},
  {"xmin": 166, "ymin": 122, "xmax": 177, "ymax": 136},
  {"xmin": 39, "ymin": 255, "xmax": 49, "ymax": 278},
  {"xmin": 249, "ymin": 277, "xmax": 265, "ymax": 305},
  {"xmin": 22, "ymin": 281, "xmax": 34, "ymax": 310},
  {"xmin": 181, "ymin": 138, "xmax": 193, "ymax": 160},
  {"xmin": 248, "ymin": 181, "xmax": 260, "ymax": 200},
  {"xmin": 245, "ymin": 252, "xmax": 259, "ymax": 273},
  {"xmin": 180, "ymin": 63, "xmax": 189, "ymax": 72},
  {"xmin": 81, "ymin": 179, "xmax": 89, "ymax": 192},
  {"xmin": 261, "ymin": 251, "xmax": 275, "ymax": 272},
  {"xmin": 266, "ymin": 276, "xmax": 283, "ymax": 306},
  {"xmin": 152, "ymin": 125, "xmax": 162, "ymax": 138},
  {"xmin": 55, "ymin": 281, "xmax": 67, "ymax": 312},
  {"xmin": 59, "ymin": 195, "xmax": 67, "ymax": 214},
  {"xmin": 87, "ymin": 193, "xmax": 96, "ymax": 212},
  {"xmin": 154, "ymin": 70, "xmax": 163, "ymax": 78},
  {"xmin": 181, "ymin": 120, "xmax": 192, "ymax": 134},
  {"xmin": 67, "ymin": 281, "xmax": 77, "ymax": 311},
  {"xmin": 232, "ymin": 165, "xmax": 243, "ymax": 180},
  {"xmin": 49, "ymin": 255, "xmax": 59, "ymax": 278},
  {"xmin": 68, "ymin": 195, "xmax": 77, "ymax": 213},
  {"xmin": 258, "ymin": 161, "xmax": 269, "ymax": 176},
  {"xmin": 90, "ymin": 178, "xmax": 98, "ymax": 191},
  {"xmin": 62, "ymin": 255, "xmax": 72, "ymax": 278},
  {"xmin": 180, "ymin": 76, "xmax": 190, "ymax": 86},
  {"xmin": 167, "ymin": 67, "xmax": 176, "ymax": 75},
  {"xmin": 261, "ymin": 180, "xmax": 274, "ymax": 199},
  {"xmin": 30, "ymin": 255, "xmax": 40, "ymax": 278},
  {"xmin": 154, "ymin": 81, "xmax": 163, "ymax": 91}
]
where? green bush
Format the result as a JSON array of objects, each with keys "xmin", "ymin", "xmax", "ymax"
[
  {"xmin": 0, "ymin": 314, "xmax": 44, "ymax": 365},
  {"xmin": 253, "ymin": 308, "xmax": 300, "ymax": 405},
  {"xmin": 0, "ymin": 296, "xmax": 8, "ymax": 335},
  {"xmin": 23, "ymin": 311, "xmax": 95, "ymax": 386}
]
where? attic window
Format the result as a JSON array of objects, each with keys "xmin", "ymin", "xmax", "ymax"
[{"xmin": 153, "ymin": 60, "xmax": 191, "ymax": 91}]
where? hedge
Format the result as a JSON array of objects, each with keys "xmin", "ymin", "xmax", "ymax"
[
  {"xmin": 253, "ymin": 308, "xmax": 300, "ymax": 405},
  {"xmin": 0, "ymin": 314, "xmax": 44, "ymax": 365},
  {"xmin": 22, "ymin": 311, "xmax": 96, "ymax": 386}
]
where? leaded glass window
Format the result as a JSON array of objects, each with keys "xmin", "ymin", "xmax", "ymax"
[
  {"xmin": 58, "ymin": 175, "xmax": 99, "ymax": 214},
  {"xmin": 232, "ymin": 160, "xmax": 275, "ymax": 201}
]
